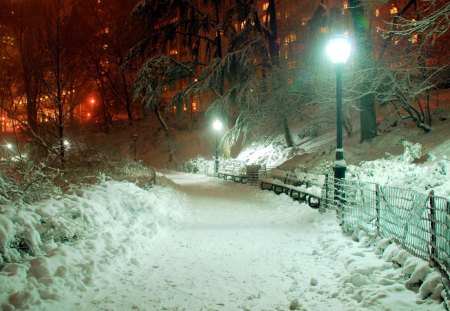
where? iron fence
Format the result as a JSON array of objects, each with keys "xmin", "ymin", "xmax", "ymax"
[{"xmin": 322, "ymin": 177, "xmax": 450, "ymax": 306}]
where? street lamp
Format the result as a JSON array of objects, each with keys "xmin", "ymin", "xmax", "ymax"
[
  {"xmin": 326, "ymin": 35, "xmax": 351, "ymax": 180},
  {"xmin": 212, "ymin": 119, "xmax": 223, "ymax": 175}
]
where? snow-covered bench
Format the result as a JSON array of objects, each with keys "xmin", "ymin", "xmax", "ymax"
[
  {"xmin": 260, "ymin": 169, "xmax": 326, "ymax": 209},
  {"xmin": 218, "ymin": 163, "xmax": 248, "ymax": 184}
]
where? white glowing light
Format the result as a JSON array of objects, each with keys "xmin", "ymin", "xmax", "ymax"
[
  {"xmin": 326, "ymin": 36, "xmax": 351, "ymax": 64},
  {"xmin": 213, "ymin": 120, "xmax": 223, "ymax": 131},
  {"xmin": 6, "ymin": 143, "xmax": 12, "ymax": 149}
]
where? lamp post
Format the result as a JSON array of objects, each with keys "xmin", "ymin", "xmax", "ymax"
[
  {"xmin": 326, "ymin": 36, "xmax": 351, "ymax": 180},
  {"xmin": 212, "ymin": 119, "xmax": 223, "ymax": 175}
]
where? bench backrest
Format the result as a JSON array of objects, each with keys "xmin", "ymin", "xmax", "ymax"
[
  {"xmin": 304, "ymin": 173, "xmax": 326, "ymax": 187},
  {"xmin": 269, "ymin": 169, "xmax": 287, "ymax": 181}
]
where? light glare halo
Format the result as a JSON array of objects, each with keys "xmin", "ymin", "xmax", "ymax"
[
  {"xmin": 326, "ymin": 36, "xmax": 351, "ymax": 64},
  {"xmin": 213, "ymin": 120, "xmax": 223, "ymax": 131}
]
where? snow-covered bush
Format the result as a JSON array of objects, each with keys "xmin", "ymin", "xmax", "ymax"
[
  {"xmin": 0, "ymin": 158, "xmax": 62, "ymax": 206},
  {"xmin": 298, "ymin": 124, "xmax": 320, "ymax": 139},
  {"xmin": 182, "ymin": 156, "xmax": 213, "ymax": 174},
  {"xmin": 347, "ymin": 142, "xmax": 449, "ymax": 199},
  {"xmin": 0, "ymin": 173, "xmax": 21, "ymax": 206},
  {"xmin": 401, "ymin": 140, "xmax": 422, "ymax": 163},
  {"xmin": 0, "ymin": 147, "xmax": 160, "ymax": 266}
]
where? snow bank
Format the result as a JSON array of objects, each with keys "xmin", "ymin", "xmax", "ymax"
[
  {"xmin": 0, "ymin": 181, "xmax": 185, "ymax": 310},
  {"xmin": 347, "ymin": 142, "xmax": 449, "ymax": 199}
]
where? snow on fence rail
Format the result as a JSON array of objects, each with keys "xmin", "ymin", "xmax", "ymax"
[{"xmin": 321, "ymin": 178, "xmax": 450, "ymax": 304}]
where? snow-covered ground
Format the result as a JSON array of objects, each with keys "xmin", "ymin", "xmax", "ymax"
[{"xmin": 0, "ymin": 172, "xmax": 446, "ymax": 310}]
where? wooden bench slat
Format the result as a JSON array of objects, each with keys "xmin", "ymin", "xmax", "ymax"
[{"xmin": 259, "ymin": 168, "xmax": 326, "ymax": 209}]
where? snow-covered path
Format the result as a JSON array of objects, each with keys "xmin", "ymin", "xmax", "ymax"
[
  {"xmin": 49, "ymin": 172, "xmax": 443, "ymax": 311},
  {"xmin": 82, "ymin": 173, "xmax": 338, "ymax": 310},
  {"xmin": 5, "ymin": 172, "xmax": 443, "ymax": 310}
]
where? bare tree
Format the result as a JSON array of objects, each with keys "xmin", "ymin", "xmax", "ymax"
[{"xmin": 373, "ymin": 0, "xmax": 449, "ymax": 132}]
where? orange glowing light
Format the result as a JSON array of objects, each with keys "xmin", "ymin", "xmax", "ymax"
[{"xmin": 90, "ymin": 98, "xmax": 95, "ymax": 104}]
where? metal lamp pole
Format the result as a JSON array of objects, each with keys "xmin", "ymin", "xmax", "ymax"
[
  {"xmin": 334, "ymin": 63, "xmax": 346, "ymax": 180},
  {"xmin": 214, "ymin": 132, "xmax": 219, "ymax": 174},
  {"xmin": 326, "ymin": 36, "xmax": 351, "ymax": 181},
  {"xmin": 212, "ymin": 120, "xmax": 223, "ymax": 175}
]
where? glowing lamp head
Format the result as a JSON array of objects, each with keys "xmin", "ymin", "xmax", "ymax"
[
  {"xmin": 212, "ymin": 120, "xmax": 223, "ymax": 131},
  {"xmin": 326, "ymin": 36, "xmax": 351, "ymax": 64},
  {"xmin": 6, "ymin": 143, "xmax": 12, "ymax": 149}
]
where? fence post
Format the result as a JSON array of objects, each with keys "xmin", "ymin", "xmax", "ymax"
[
  {"xmin": 375, "ymin": 184, "xmax": 380, "ymax": 235},
  {"xmin": 319, "ymin": 174, "xmax": 329, "ymax": 214},
  {"xmin": 335, "ymin": 178, "xmax": 344, "ymax": 225},
  {"xmin": 429, "ymin": 190, "xmax": 437, "ymax": 267}
]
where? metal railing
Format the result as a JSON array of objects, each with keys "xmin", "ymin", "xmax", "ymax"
[{"xmin": 322, "ymin": 177, "xmax": 450, "ymax": 305}]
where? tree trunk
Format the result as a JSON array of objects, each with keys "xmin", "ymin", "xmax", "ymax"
[
  {"xmin": 121, "ymin": 73, "xmax": 133, "ymax": 126},
  {"xmin": 267, "ymin": 0, "xmax": 279, "ymax": 66},
  {"xmin": 281, "ymin": 115, "xmax": 294, "ymax": 148},
  {"xmin": 349, "ymin": 0, "xmax": 377, "ymax": 143},
  {"xmin": 153, "ymin": 106, "xmax": 175, "ymax": 164},
  {"xmin": 55, "ymin": 1, "xmax": 65, "ymax": 166},
  {"xmin": 268, "ymin": 0, "xmax": 293, "ymax": 148}
]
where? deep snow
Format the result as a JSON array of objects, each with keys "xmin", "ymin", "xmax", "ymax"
[{"xmin": 0, "ymin": 172, "xmax": 446, "ymax": 310}]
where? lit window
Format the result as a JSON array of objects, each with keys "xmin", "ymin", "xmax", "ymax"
[
  {"xmin": 263, "ymin": 2, "xmax": 269, "ymax": 10},
  {"xmin": 411, "ymin": 34, "xmax": 418, "ymax": 44},
  {"xmin": 172, "ymin": 105, "xmax": 177, "ymax": 113},
  {"xmin": 192, "ymin": 102, "xmax": 197, "ymax": 111},
  {"xmin": 375, "ymin": 9, "xmax": 380, "ymax": 17},
  {"xmin": 285, "ymin": 33, "xmax": 297, "ymax": 43},
  {"xmin": 183, "ymin": 104, "xmax": 187, "ymax": 111},
  {"xmin": 103, "ymin": 27, "xmax": 110, "ymax": 34},
  {"xmin": 102, "ymin": 44, "xmax": 108, "ymax": 49},
  {"xmin": 343, "ymin": 1, "xmax": 348, "ymax": 9},
  {"xmin": 390, "ymin": 5, "xmax": 398, "ymax": 15},
  {"xmin": 169, "ymin": 49, "xmax": 178, "ymax": 55},
  {"xmin": 301, "ymin": 17, "xmax": 308, "ymax": 26}
]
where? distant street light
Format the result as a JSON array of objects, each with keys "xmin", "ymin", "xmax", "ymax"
[
  {"xmin": 212, "ymin": 120, "xmax": 223, "ymax": 175},
  {"xmin": 326, "ymin": 35, "xmax": 351, "ymax": 180}
]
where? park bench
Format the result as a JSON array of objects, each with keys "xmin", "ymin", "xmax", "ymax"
[
  {"xmin": 218, "ymin": 162, "xmax": 248, "ymax": 184},
  {"xmin": 260, "ymin": 169, "xmax": 327, "ymax": 209}
]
